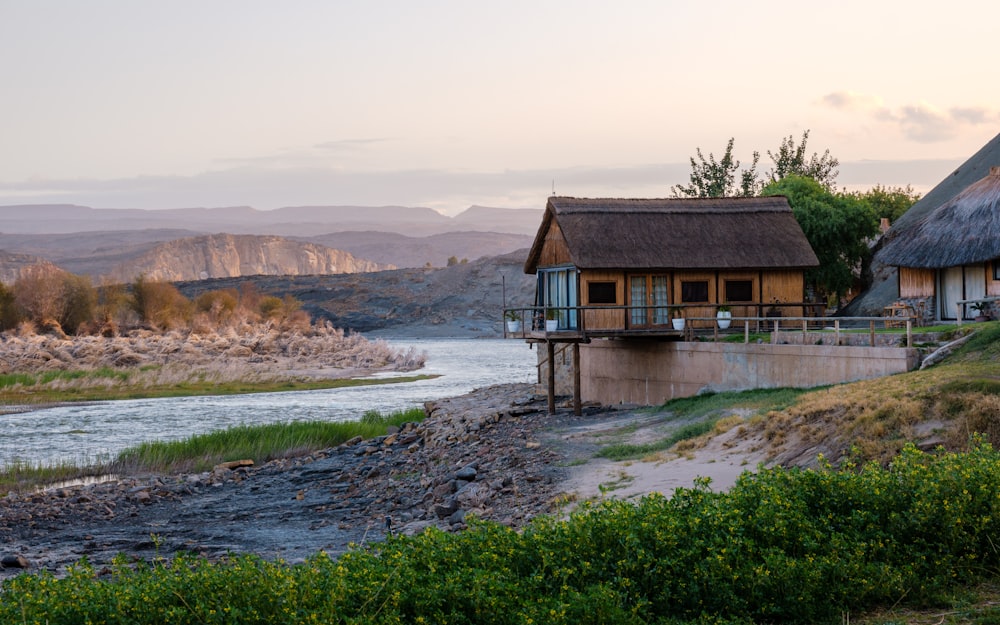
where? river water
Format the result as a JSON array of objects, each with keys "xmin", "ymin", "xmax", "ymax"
[{"xmin": 0, "ymin": 339, "xmax": 538, "ymax": 467}]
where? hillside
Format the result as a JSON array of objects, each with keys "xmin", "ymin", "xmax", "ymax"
[
  {"xmin": 174, "ymin": 249, "xmax": 536, "ymax": 336},
  {"xmin": 107, "ymin": 234, "xmax": 392, "ymax": 283},
  {"xmin": 0, "ymin": 251, "xmax": 61, "ymax": 284},
  {"xmin": 300, "ymin": 230, "xmax": 534, "ymax": 268},
  {"xmin": 0, "ymin": 204, "xmax": 542, "ymax": 237}
]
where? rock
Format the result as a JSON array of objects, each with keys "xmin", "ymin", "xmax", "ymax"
[
  {"xmin": 215, "ymin": 459, "xmax": 254, "ymax": 471},
  {"xmin": 433, "ymin": 498, "xmax": 459, "ymax": 519},
  {"xmin": 454, "ymin": 465, "xmax": 478, "ymax": 481},
  {"xmin": 1, "ymin": 554, "xmax": 29, "ymax": 569}
]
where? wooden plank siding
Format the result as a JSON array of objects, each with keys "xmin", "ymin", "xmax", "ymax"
[
  {"xmin": 761, "ymin": 270, "xmax": 805, "ymax": 313},
  {"xmin": 989, "ymin": 261, "xmax": 1000, "ymax": 297},
  {"xmin": 537, "ymin": 220, "xmax": 572, "ymax": 267},
  {"xmin": 899, "ymin": 267, "xmax": 935, "ymax": 298},
  {"xmin": 580, "ymin": 269, "xmax": 625, "ymax": 331},
  {"xmin": 717, "ymin": 271, "xmax": 758, "ymax": 320},
  {"xmin": 673, "ymin": 271, "xmax": 716, "ymax": 328}
]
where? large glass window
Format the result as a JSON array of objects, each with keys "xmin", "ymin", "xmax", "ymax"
[{"xmin": 537, "ymin": 267, "xmax": 578, "ymax": 329}]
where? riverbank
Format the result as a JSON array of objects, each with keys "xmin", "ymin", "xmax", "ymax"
[{"xmin": 0, "ymin": 381, "xmax": 769, "ymax": 581}]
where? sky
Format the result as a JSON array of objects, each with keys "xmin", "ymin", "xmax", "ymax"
[{"xmin": 2, "ymin": 0, "xmax": 999, "ymax": 216}]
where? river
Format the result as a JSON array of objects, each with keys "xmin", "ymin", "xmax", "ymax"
[{"xmin": 0, "ymin": 338, "xmax": 538, "ymax": 467}]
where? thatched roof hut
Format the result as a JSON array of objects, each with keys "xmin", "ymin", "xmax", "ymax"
[
  {"xmin": 880, "ymin": 166, "xmax": 1000, "ymax": 269},
  {"xmin": 524, "ymin": 196, "xmax": 818, "ymax": 273}
]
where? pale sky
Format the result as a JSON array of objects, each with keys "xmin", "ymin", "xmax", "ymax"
[{"xmin": 2, "ymin": 0, "xmax": 999, "ymax": 215}]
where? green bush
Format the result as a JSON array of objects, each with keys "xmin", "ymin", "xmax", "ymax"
[{"xmin": 6, "ymin": 440, "xmax": 1000, "ymax": 624}]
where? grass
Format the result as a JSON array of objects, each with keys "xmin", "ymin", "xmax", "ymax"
[
  {"xmin": 596, "ymin": 387, "xmax": 813, "ymax": 461},
  {"xmin": 0, "ymin": 407, "xmax": 427, "ymax": 494},
  {"xmin": 0, "ymin": 369, "xmax": 438, "ymax": 405}
]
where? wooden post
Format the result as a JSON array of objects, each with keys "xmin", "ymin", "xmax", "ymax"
[
  {"xmin": 957, "ymin": 303, "xmax": 963, "ymax": 327},
  {"xmin": 573, "ymin": 343, "xmax": 581, "ymax": 416},
  {"xmin": 801, "ymin": 318, "xmax": 807, "ymax": 342},
  {"xmin": 835, "ymin": 319, "xmax": 840, "ymax": 345},
  {"xmin": 547, "ymin": 340, "xmax": 556, "ymax": 415},
  {"xmin": 869, "ymin": 320, "xmax": 875, "ymax": 346},
  {"xmin": 906, "ymin": 319, "xmax": 912, "ymax": 347},
  {"xmin": 744, "ymin": 319, "xmax": 750, "ymax": 344}
]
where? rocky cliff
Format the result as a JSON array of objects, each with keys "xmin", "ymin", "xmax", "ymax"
[
  {"xmin": 0, "ymin": 251, "xmax": 62, "ymax": 285},
  {"xmin": 109, "ymin": 234, "xmax": 392, "ymax": 282}
]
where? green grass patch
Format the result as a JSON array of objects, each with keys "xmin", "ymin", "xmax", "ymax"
[
  {"xmin": 597, "ymin": 419, "xmax": 716, "ymax": 460},
  {"xmin": 598, "ymin": 388, "xmax": 813, "ymax": 461},
  {"xmin": 0, "ymin": 373, "xmax": 438, "ymax": 405},
  {"xmin": 0, "ymin": 407, "xmax": 426, "ymax": 493},
  {"xmin": 652, "ymin": 386, "xmax": 812, "ymax": 420}
]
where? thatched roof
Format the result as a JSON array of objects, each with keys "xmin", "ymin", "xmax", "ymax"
[
  {"xmin": 880, "ymin": 166, "xmax": 1000, "ymax": 269},
  {"xmin": 524, "ymin": 196, "xmax": 819, "ymax": 274}
]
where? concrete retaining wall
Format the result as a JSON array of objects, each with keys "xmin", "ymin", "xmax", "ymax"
[{"xmin": 542, "ymin": 339, "xmax": 920, "ymax": 406}]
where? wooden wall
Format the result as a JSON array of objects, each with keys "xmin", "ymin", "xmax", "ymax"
[
  {"xmin": 989, "ymin": 261, "xmax": 1000, "ymax": 297},
  {"xmin": 673, "ymin": 271, "xmax": 716, "ymax": 328},
  {"xmin": 537, "ymin": 221, "xmax": 572, "ymax": 267},
  {"xmin": 580, "ymin": 269, "xmax": 625, "ymax": 330},
  {"xmin": 899, "ymin": 267, "xmax": 935, "ymax": 298},
  {"xmin": 761, "ymin": 269, "xmax": 805, "ymax": 311}
]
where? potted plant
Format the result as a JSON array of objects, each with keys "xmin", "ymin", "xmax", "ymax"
[
  {"xmin": 544, "ymin": 308, "xmax": 559, "ymax": 332},
  {"xmin": 669, "ymin": 306, "xmax": 685, "ymax": 331},
  {"xmin": 971, "ymin": 301, "xmax": 991, "ymax": 322},
  {"xmin": 716, "ymin": 304, "xmax": 732, "ymax": 329},
  {"xmin": 505, "ymin": 310, "xmax": 522, "ymax": 333}
]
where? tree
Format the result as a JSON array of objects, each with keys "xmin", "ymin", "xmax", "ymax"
[
  {"xmin": 850, "ymin": 184, "xmax": 921, "ymax": 225},
  {"xmin": 12, "ymin": 264, "xmax": 96, "ymax": 334},
  {"xmin": 762, "ymin": 175, "xmax": 878, "ymax": 302},
  {"xmin": 766, "ymin": 130, "xmax": 839, "ymax": 189},
  {"xmin": 671, "ymin": 138, "xmax": 761, "ymax": 198},
  {"xmin": 130, "ymin": 275, "xmax": 193, "ymax": 330}
]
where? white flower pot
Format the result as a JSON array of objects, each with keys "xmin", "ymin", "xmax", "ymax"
[
  {"xmin": 671, "ymin": 318, "xmax": 685, "ymax": 331},
  {"xmin": 545, "ymin": 319, "xmax": 559, "ymax": 332},
  {"xmin": 506, "ymin": 320, "xmax": 521, "ymax": 333},
  {"xmin": 716, "ymin": 311, "xmax": 732, "ymax": 329}
]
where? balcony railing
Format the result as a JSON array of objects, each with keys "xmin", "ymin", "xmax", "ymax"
[{"xmin": 502, "ymin": 304, "xmax": 920, "ymax": 347}]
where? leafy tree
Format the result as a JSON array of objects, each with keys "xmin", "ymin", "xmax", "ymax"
[
  {"xmin": 671, "ymin": 138, "xmax": 761, "ymax": 198},
  {"xmin": 762, "ymin": 175, "xmax": 878, "ymax": 302},
  {"xmin": 766, "ymin": 130, "xmax": 840, "ymax": 189},
  {"xmin": 850, "ymin": 184, "xmax": 921, "ymax": 225}
]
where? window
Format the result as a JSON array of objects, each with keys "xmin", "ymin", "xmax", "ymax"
[
  {"xmin": 724, "ymin": 280, "xmax": 754, "ymax": 302},
  {"xmin": 680, "ymin": 280, "xmax": 709, "ymax": 303},
  {"xmin": 587, "ymin": 281, "xmax": 617, "ymax": 304}
]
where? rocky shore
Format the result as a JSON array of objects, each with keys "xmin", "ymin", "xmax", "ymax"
[{"xmin": 0, "ymin": 383, "xmax": 583, "ymax": 580}]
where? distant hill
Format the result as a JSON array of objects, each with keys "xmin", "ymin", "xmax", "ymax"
[
  {"xmin": 0, "ymin": 203, "xmax": 541, "ymax": 236},
  {"xmin": 174, "ymin": 249, "xmax": 536, "ymax": 337},
  {"xmin": 0, "ymin": 251, "xmax": 61, "ymax": 284},
  {"xmin": 300, "ymin": 230, "xmax": 535, "ymax": 268},
  {"xmin": 106, "ymin": 234, "xmax": 392, "ymax": 283}
]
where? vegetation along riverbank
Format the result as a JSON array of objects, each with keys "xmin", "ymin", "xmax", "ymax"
[{"xmin": 3, "ymin": 323, "xmax": 1000, "ymax": 622}]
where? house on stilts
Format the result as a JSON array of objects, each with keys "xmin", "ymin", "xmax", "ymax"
[{"xmin": 513, "ymin": 196, "xmax": 920, "ymax": 412}]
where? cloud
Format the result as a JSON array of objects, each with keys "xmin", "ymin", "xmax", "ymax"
[{"xmin": 821, "ymin": 91, "xmax": 998, "ymax": 143}]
